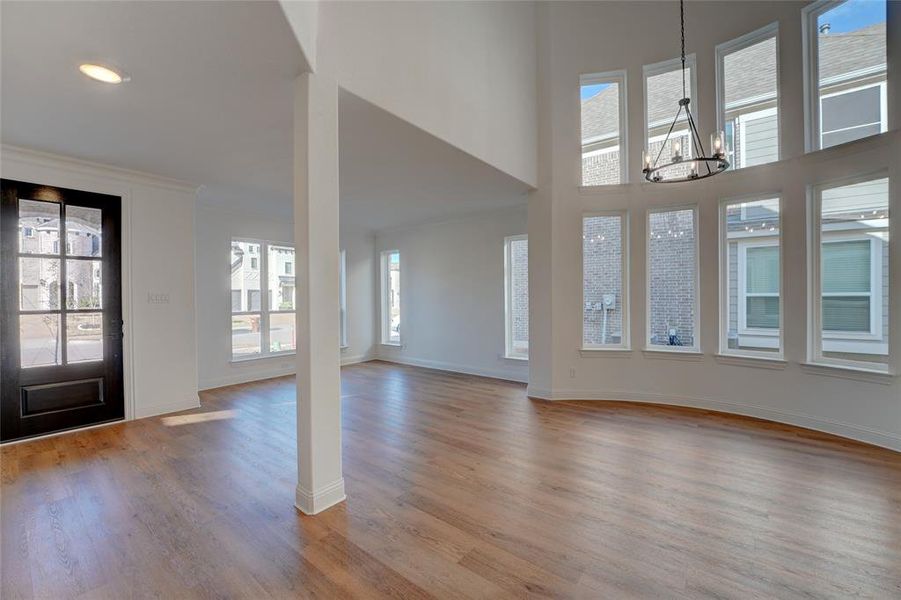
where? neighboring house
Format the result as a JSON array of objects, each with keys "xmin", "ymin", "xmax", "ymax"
[
  {"xmin": 581, "ymin": 22, "xmax": 887, "ymax": 183},
  {"xmin": 581, "ymin": 21, "xmax": 887, "ymax": 355},
  {"xmin": 19, "ymin": 212, "xmax": 102, "ymax": 311},
  {"xmin": 725, "ymin": 179, "xmax": 888, "ymax": 360},
  {"xmin": 230, "ymin": 242, "xmax": 295, "ymax": 313}
]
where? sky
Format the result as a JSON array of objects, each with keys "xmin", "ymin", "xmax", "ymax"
[
  {"xmin": 818, "ymin": 0, "xmax": 885, "ymax": 34},
  {"xmin": 580, "ymin": 82, "xmax": 610, "ymax": 101},
  {"xmin": 580, "ymin": 0, "xmax": 885, "ymax": 102}
]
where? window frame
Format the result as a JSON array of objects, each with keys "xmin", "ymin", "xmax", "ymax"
[
  {"xmin": 645, "ymin": 204, "xmax": 700, "ymax": 352},
  {"xmin": 642, "ymin": 54, "xmax": 698, "ymax": 182},
  {"xmin": 819, "ymin": 81, "xmax": 888, "ymax": 148},
  {"xmin": 229, "ymin": 237, "xmax": 296, "ymax": 362},
  {"xmin": 580, "ymin": 69, "xmax": 629, "ymax": 187},
  {"xmin": 802, "ymin": 0, "xmax": 888, "ymax": 152},
  {"xmin": 503, "ymin": 234, "xmax": 529, "ymax": 360},
  {"xmin": 380, "ymin": 249, "xmax": 401, "ymax": 346},
  {"xmin": 718, "ymin": 194, "xmax": 784, "ymax": 358},
  {"xmin": 715, "ymin": 22, "xmax": 780, "ymax": 170},
  {"xmin": 339, "ymin": 249, "xmax": 348, "ymax": 349},
  {"xmin": 820, "ymin": 235, "xmax": 882, "ymax": 340},
  {"xmin": 807, "ymin": 172, "xmax": 890, "ymax": 372},
  {"xmin": 581, "ymin": 211, "xmax": 630, "ymax": 351}
]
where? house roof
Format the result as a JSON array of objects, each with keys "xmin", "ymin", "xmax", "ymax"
[{"xmin": 581, "ymin": 22, "xmax": 886, "ymax": 142}]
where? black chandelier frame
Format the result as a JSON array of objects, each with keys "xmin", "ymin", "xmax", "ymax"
[{"xmin": 642, "ymin": 0, "xmax": 729, "ymax": 183}]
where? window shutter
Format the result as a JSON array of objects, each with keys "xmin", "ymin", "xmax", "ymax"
[
  {"xmin": 822, "ymin": 240, "xmax": 870, "ymax": 293},
  {"xmin": 746, "ymin": 246, "xmax": 779, "ymax": 293}
]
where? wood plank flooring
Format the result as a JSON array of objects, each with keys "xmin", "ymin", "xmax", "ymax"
[{"xmin": 2, "ymin": 360, "xmax": 900, "ymax": 599}]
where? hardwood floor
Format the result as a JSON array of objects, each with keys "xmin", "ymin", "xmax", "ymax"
[{"xmin": 2, "ymin": 360, "xmax": 900, "ymax": 599}]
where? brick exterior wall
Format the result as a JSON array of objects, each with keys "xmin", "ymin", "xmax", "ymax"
[
  {"xmin": 648, "ymin": 209, "xmax": 696, "ymax": 347},
  {"xmin": 581, "ymin": 148, "xmax": 620, "ymax": 186},
  {"xmin": 582, "ymin": 215, "xmax": 623, "ymax": 345},
  {"xmin": 509, "ymin": 238, "xmax": 529, "ymax": 353}
]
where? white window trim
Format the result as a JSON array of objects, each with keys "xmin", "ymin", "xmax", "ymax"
[
  {"xmin": 719, "ymin": 195, "xmax": 784, "ymax": 359},
  {"xmin": 230, "ymin": 237, "xmax": 296, "ymax": 362},
  {"xmin": 503, "ymin": 235, "xmax": 529, "ymax": 360},
  {"xmin": 339, "ymin": 249, "xmax": 348, "ymax": 349},
  {"xmin": 802, "ymin": 0, "xmax": 888, "ymax": 152},
  {"xmin": 738, "ymin": 239, "xmax": 781, "ymax": 335},
  {"xmin": 715, "ymin": 22, "xmax": 780, "ymax": 171},
  {"xmin": 646, "ymin": 205, "xmax": 700, "ymax": 353},
  {"xmin": 818, "ymin": 81, "xmax": 888, "ymax": 148},
  {"xmin": 580, "ymin": 69, "xmax": 629, "ymax": 186},
  {"xmin": 582, "ymin": 211, "xmax": 630, "ymax": 350},
  {"xmin": 643, "ymin": 54, "xmax": 698, "ymax": 180},
  {"xmin": 807, "ymin": 172, "xmax": 890, "ymax": 373},
  {"xmin": 380, "ymin": 249, "xmax": 401, "ymax": 346}
]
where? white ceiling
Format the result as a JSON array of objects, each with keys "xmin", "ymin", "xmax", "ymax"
[{"xmin": 1, "ymin": 1, "xmax": 529, "ymax": 231}]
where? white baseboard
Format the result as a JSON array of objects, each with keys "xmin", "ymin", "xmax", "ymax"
[
  {"xmin": 378, "ymin": 354, "xmax": 528, "ymax": 383},
  {"xmin": 135, "ymin": 395, "xmax": 202, "ymax": 419},
  {"xmin": 198, "ymin": 366, "xmax": 297, "ymax": 391},
  {"xmin": 341, "ymin": 353, "xmax": 372, "ymax": 366},
  {"xmin": 295, "ymin": 478, "xmax": 346, "ymax": 515},
  {"xmin": 535, "ymin": 388, "xmax": 901, "ymax": 452}
]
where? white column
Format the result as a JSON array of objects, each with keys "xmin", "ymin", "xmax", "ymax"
[{"xmin": 294, "ymin": 71, "xmax": 345, "ymax": 515}]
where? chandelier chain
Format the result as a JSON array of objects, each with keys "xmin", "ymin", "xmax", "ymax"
[{"xmin": 680, "ymin": 0, "xmax": 686, "ymax": 100}]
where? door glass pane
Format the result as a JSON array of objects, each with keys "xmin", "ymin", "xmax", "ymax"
[
  {"xmin": 268, "ymin": 244, "xmax": 295, "ymax": 310},
  {"xmin": 66, "ymin": 205, "xmax": 102, "ymax": 257},
  {"xmin": 269, "ymin": 313, "xmax": 296, "ymax": 353},
  {"xmin": 20, "ymin": 314, "xmax": 61, "ymax": 367},
  {"xmin": 19, "ymin": 199, "xmax": 60, "ymax": 254},
  {"xmin": 19, "ymin": 257, "xmax": 60, "ymax": 310},
  {"xmin": 67, "ymin": 313, "xmax": 103, "ymax": 363},
  {"xmin": 232, "ymin": 314, "xmax": 261, "ymax": 358},
  {"xmin": 66, "ymin": 260, "xmax": 102, "ymax": 309}
]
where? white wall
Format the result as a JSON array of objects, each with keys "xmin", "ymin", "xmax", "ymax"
[
  {"xmin": 195, "ymin": 201, "xmax": 297, "ymax": 390},
  {"xmin": 195, "ymin": 201, "xmax": 375, "ymax": 389},
  {"xmin": 375, "ymin": 207, "xmax": 529, "ymax": 383},
  {"xmin": 530, "ymin": 1, "xmax": 901, "ymax": 450},
  {"xmin": 340, "ymin": 224, "xmax": 376, "ymax": 366},
  {"xmin": 311, "ymin": 0, "xmax": 538, "ymax": 188},
  {"xmin": 2, "ymin": 145, "xmax": 199, "ymax": 419}
]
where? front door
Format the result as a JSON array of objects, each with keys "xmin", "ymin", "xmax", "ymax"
[{"xmin": 1, "ymin": 180, "xmax": 124, "ymax": 443}]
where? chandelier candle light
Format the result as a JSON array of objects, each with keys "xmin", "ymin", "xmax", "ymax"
[{"xmin": 642, "ymin": 0, "xmax": 729, "ymax": 183}]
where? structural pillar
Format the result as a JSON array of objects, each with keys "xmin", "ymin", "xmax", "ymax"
[{"xmin": 293, "ymin": 71, "xmax": 345, "ymax": 515}]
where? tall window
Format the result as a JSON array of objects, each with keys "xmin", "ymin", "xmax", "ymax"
[
  {"xmin": 644, "ymin": 56, "xmax": 697, "ymax": 181},
  {"xmin": 647, "ymin": 207, "xmax": 698, "ymax": 350},
  {"xmin": 717, "ymin": 24, "xmax": 779, "ymax": 170},
  {"xmin": 339, "ymin": 249, "xmax": 347, "ymax": 348},
  {"xmin": 381, "ymin": 250, "xmax": 401, "ymax": 344},
  {"xmin": 231, "ymin": 239, "xmax": 296, "ymax": 359},
  {"xmin": 804, "ymin": 0, "xmax": 887, "ymax": 151},
  {"xmin": 810, "ymin": 175, "xmax": 889, "ymax": 370},
  {"xmin": 583, "ymin": 213, "xmax": 629, "ymax": 349},
  {"xmin": 504, "ymin": 235, "xmax": 529, "ymax": 359},
  {"xmin": 720, "ymin": 197, "xmax": 782, "ymax": 356},
  {"xmin": 581, "ymin": 70, "xmax": 627, "ymax": 185}
]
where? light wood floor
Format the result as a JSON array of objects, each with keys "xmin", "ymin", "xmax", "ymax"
[{"xmin": 2, "ymin": 361, "xmax": 900, "ymax": 599}]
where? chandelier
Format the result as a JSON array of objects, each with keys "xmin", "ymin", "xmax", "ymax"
[{"xmin": 642, "ymin": 0, "xmax": 728, "ymax": 183}]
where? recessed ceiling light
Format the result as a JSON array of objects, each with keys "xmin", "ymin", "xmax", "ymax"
[{"xmin": 79, "ymin": 63, "xmax": 129, "ymax": 84}]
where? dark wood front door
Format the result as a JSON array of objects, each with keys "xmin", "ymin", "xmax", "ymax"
[{"xmin": 1, "ymin": 180, "xmax": 124, "ymax": 443}]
